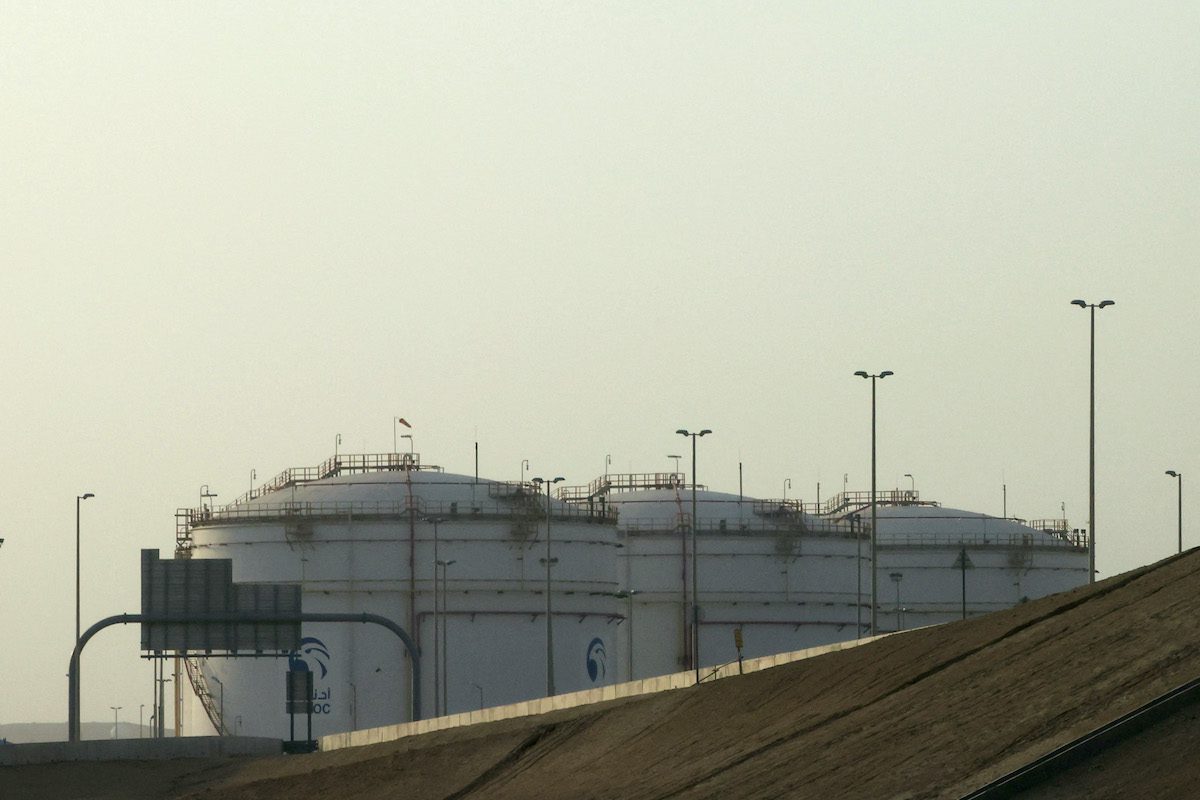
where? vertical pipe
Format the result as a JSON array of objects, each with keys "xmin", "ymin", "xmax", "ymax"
[
  {"xmin": 626, "ymin": 592, "xmax": 635, "ymax": 680},
  {"xmin": 1178, "ymin": 475, "xmax": 1184, "ymax": 554},
  {"xmin": 960, "ymin": 546, "xmax": 967, "ymax": 621},
  {"xmin": 441, "ymin": 565, "xmax": 449, "ymax": 714},
  {"xmin": 855, "ymin": 515, "xmax": 862, "ymax": 637}
]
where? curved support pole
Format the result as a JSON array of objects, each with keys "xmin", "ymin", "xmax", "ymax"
[{"xmin": 69, "ymin": 612, "xmax": 421, "ymax": 742}]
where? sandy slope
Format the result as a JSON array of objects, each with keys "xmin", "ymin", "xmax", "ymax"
[{"xmin": 6, "ymin": 551, "xmax": 1200, "ymax": 799}]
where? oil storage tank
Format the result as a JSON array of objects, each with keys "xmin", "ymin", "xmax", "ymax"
[
  {"xmin": 179, "ymin": 453, "xmax": 621, "ymax": 738},
  {"xmin": 177, "ymin": 455, "xmax": 1088, "ymax": 738}
]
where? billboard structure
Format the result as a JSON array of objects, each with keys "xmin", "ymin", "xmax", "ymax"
[{"xmin": 140, "ymin": 549, "xmax": 301, "ymax": 654}]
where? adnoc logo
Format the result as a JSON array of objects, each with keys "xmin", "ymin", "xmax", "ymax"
[
  {"xmin": 586, "ymin": 637, "xmax": 606, "ymax": 682},
  {"xmin": 288, "ymin": 637, "xmax": 331, "ymax": 679}
]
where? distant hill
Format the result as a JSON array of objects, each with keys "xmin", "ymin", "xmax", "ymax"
[{"xmin": 0, "ymin": 722, "xmax": 149, "ymax": 744}]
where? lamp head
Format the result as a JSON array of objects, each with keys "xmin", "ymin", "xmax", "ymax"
[
  {"xmin": 552, "ymin": 476, "xmax": 565, "ymax": 484},
  {"xmin": 676, "ymin": 429, "xmax": 689, "ymax": 436},
  {"xmin": 1099, "ymin": 299, "xmax": 1115, "ymax": 308},
  {"xmin": 880, "ymin": 370, "xmax": 894, "ymax": 378},
  {"xmin": 1071, "ymin": 299, "xmax": 1087, "ymax": 308},
  {"xmin": 81, "ymin": 493, "xmax": 95, "ymax": 500},
  {"xmin": 854, "ymin": 371, "xmax": 869, "ymax": 378},
  {"xmin": 699, "ymin": 429, "xmax": 712, "ymax": 436},
  {"xmin": 1167, "ymin": 470, "xmax": 1180, "ymax": 478}
]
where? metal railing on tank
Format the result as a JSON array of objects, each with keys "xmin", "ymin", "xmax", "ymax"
[
  {"xmin": 230, "ymin": 453, "xmax": 435, "ymax": 507},
  {"xmin": 619, "ymin": 516, "xmax": 854, "ymax": 537},
  {"xmin": 879, "ymin": 529, "xmax": 1086, "ymax": 550},
  {"xmin": 181, "ymin": 497, "xmax": 619, "ymax": 528},
  {"xmin": 819, "ymin": 489, "xmax": 925, "ymax": 515},
  {"xmin": 1027, "ymin": 518, "xmax": 1089, "ymax": 548},
  {"xmin": 557, "ymin": 472, "xmax": 689, "ymax": 502}
]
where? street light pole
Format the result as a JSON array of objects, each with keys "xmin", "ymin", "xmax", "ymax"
[
  {"xmin": 1071, "ymin": 299, "xmax": 1114, "ymax": 582},
  {"xmin": 76, "ymin": 493, "xmax": 95, "ymax": 643},
  {"xmin": 532, "ymin": 476, "xmax": 564, "ymax": 697},
  {"xmin": 676, "ymin": 428, "xmax": 712, "ymax": 685},
  {"xmin": 111, "ymin": 706, "xmax": 122, "ymax": 740},
  {"xmin": 1167, "ymin": 471, "xmax": 1183, "ymax": 554},
  {"xmin": 855, "ymin": 371, "xmax": 893, "ymax": 635}
]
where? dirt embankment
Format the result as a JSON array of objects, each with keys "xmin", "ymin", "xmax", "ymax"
[{"xmin": 8, "ymin": 551, "xmax": 1200, "ymax": 799}]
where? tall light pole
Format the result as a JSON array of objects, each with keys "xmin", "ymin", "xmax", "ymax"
[
  {"xmin": 110, "ymin": 706, "xmax": 122, "ymax": 740},
  {"xmin": 532, "ymin": 476, "xmax": 564, "ymax": 696},
  {"xmin": 855, "ymin": 370, "xmax": 893, "ymax": 635},
  {"xmin": 75, "ymin": 492, "xmax": 95, "ymax": 642},
  {"xmin": 1167, "ymin": 471, "xmax": 1183, "ymax": 554},
  {"xmin": 1071, "ymin": 298, "xmax": 1114, "ymax": 582},
  {"xmin": 676, "ymin": 428, "xmax": 712, "ymax": 685}
]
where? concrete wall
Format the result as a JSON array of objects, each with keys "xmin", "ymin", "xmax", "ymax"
[
  {"xmin": 320, "ymin": 631, "xmax": 893, "ymax": 751},
  {"xmin": 0, "ymin": 736, "xmax": 281, "ymax": 767}
]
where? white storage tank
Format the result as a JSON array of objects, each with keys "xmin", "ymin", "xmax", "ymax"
[
  {"xmin": 177, "ymin": 457, "xmax": 1089, "ymax": 738},
  {"xmin": 181, "ymin": 454, "xmax": 622, "ymax": 738}
]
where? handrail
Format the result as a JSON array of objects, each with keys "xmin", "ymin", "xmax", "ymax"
[
  {"xmin": 820, "ymin": 489, "xmax": 925, "ymax": 514},
  {"xmin": 230, "ymin": 453, "xmax": 437, "ymax": 507},
  {"xmin": 879, "ymin": 531, "xmax": 1086, "ymax": 549},
  {"xmin": 183, "ymin": 499, "xmax": 619, "ymax": 527},
  {"xmin": 558, "ymin": 473, "xmax": 691, "ymax": 502},
  {"xmin": 619, "ymin": 517, "xmax": 855, "ymax": 536}
]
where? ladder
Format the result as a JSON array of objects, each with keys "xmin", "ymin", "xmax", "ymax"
[{"xmin": 184, "ymin": 657, "xmax": 225, "ymax": 735}]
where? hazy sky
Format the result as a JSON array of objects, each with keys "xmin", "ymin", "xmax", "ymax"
[{"xmin": 1, "ymin": 2, "xmax": 1196, "ymax": 727}]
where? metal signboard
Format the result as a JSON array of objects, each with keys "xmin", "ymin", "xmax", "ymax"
[
  {"xmin": 286, "ymin": 669, "xmax": 314, "ymax": 715},
  {"xmin": 140, "ymin": 549, "xmax": 301, "ymax": 654}
]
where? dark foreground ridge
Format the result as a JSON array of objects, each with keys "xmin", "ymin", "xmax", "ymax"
[{"xmin": 7, "ymin": 551, "xmax": 1200, "ymax": 799}]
